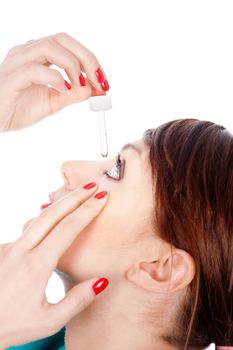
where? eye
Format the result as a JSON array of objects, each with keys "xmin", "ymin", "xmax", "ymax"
[{"xmin": 105, "ymin": 154, "xmax": 125, "ymax": 181}]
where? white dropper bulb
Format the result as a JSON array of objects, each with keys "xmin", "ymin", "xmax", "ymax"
[{"xmin": 89, "ymin": 95, "xmax": 112, "ymax": 158}]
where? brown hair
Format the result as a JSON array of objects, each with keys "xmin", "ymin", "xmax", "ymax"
[{"xmin": 143, "ymin": 118, "xmax": 233, "ymax": 349}]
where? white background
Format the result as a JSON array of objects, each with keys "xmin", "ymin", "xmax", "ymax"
[{"xmin": 1, "ymin": 1, "xmax": 233, "ymax": 348}]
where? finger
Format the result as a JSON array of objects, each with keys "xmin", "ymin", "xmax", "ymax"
[
  {"xmin": 2, "ymin": 40, "xmax": 35, "ymax": 59},
  {"xmin": 15, "ymin": 183, "xmax": 99, "ymax": 252},
  {"xmin": 26, "ymin": 40, "xmax": 36, "ymax": 44},
  {"xmin": 2, "ymin": 62, "xmax": 69, "ymax": 93},
  {"xmin": 2, "ymin": 38, "xmax": 82, "ymax": 86},
  {"xmin": 34, "ymin": 190, "xmax": 108, "ymax": 264},
  {"xmin": 22, "ymin": 217, "xmax": 36, "ymax": 232},
  {"xmin": 45, "ymin": 277, "xmax": 109, "ymax": 333},
  {"xmin": 3, "ymin": 44, "xmax": 25, "ymax": 60},
  {"xmin": 2, "ymin": 40, "xmax": 36, "ymax": 60},
  {"xmin": 3, "ymin": 40, "xmax": 50, "ymax": 68},
  {"xmin": 53, "ymin": 77, "xmax": 107, "ymax": 111},
  {"xmin": 52, "ymin": 32, "xmax": 109, "ymax": 92}
]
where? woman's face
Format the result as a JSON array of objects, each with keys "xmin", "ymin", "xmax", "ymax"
[{"xmin": 55, "ymin": 139, "xmax": 157, "ymax": 282}]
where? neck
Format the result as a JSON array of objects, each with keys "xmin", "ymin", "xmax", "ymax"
[{"xmin": 58, "ymin": 272, "xmax": 177, "ymax": 350}]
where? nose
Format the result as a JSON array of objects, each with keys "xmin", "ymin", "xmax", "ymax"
[
  {"xmin": 61, "ymin": 160, "xmax": 106, "ymax": 190},
  {"xmin": 61, "ymin": 161, "xmax": 83, "ymax": 190}
]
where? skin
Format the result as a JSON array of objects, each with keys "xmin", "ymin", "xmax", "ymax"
[
  {"xmin": 0, "ymin": 185, "xmax": 110, "ymax": 349},
  {"xmin": 0, "ymin": 32, "xmax": 110, "ymax": 348},
  {"xmin": 56, "ymin": 139, "xmax": 154, "ymax": 281},
  {"xmin": 0, "ymin": 32, "xmax": 106, "ymax": 131},
  {"xmin": 53, "ymin": 139, "xmax": 196, "ymax": 350},
  {"xmin": 0, "ymin": 32, "xmax": 196, "ymax": 349}
]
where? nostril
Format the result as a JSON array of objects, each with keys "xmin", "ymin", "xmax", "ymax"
[{"xmin": 61, "ymin": 161, "xmax": 81, "ymax": 190}]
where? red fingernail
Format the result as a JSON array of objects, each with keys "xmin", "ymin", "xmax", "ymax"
[
  {"xmin": 79, "ymin": 73, "xmax": 86, "ymax": 87},
  {"xmin": 92, "ymin": 277, "xmax": 109, "ymax": 295},
  {"xmin": 83, "ymin": 182, "xmax": 96, "ymax": 190},
  {"xmin": 100, "ymin": 79, "xmax": 110, "ymax": 91},
  {"xmin": 94, "ymin": 191, "xmax": 108, "ymax": 199},
  {"xmin": 64, "ymin": 80, "xmax": 71, "ymax": 90},
  {"xmin": 95, "ymin": 68, "xmax": 105, "ymax": 83},
  {"xmin": 40, "ymin": 203, "xmax": 52, "ymax": 210}
]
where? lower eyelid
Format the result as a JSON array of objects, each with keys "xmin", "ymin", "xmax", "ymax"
[
  {"xmin": 104, "ymin": 156, "xmax": 125, "ymax": 181},
  {"xmin": 104, "ymin": 171, "xmax": 112, "ymax": 178}
]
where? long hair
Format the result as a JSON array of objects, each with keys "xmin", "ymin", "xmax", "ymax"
[{"xmin": 143, "ymin": 119, "xmax": 233, "ymax": 349}]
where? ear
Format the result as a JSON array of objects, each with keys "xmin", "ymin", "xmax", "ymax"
[{"xmin": 126, "ymin": 248, "xmax": 196, "ymax": 293}]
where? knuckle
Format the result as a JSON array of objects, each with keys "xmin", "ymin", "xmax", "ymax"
[
  {"xmin": 84, "ymin": 49, "xmax": 97, "ymax": 62},
  {"xmin": 25, "ymin": 39, "xmax": 36, "ymax": 45},
  {"xmin": 7, "ymin": 45, "xmax": 21, "ymax": 55},
  {"xmin": 55, "ymin": 32, "xmax": 70, "ymax": 41},
  {"xmin": 4, "ymin": 45, "xmax": 23, "ymax": 60},
  {"xmin": 42, "ymin": 38, "xmax": 55, "ymax": 51}
]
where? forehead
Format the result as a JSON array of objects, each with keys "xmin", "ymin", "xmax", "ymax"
[{"xmin": 123, "ymin": 138, "xmax": 150, "ymax": 156}]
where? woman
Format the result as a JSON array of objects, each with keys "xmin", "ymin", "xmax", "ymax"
[{"xmin": 8, "ymin": 118, "xmax": 233, "ymax": 349}]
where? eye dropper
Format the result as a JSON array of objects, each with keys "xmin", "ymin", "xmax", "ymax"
[{"xmin": 89, "ymin": 95, "xmax": 112, "ymax": 158}]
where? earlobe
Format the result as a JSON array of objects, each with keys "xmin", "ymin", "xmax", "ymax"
[{"xmin": 126, "ymin": 248, "xmax": 196, "ymax": 294}]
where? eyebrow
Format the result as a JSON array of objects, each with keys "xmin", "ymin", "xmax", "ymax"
[{"xmin": 121, "ymin": 143, "xmax": 142, "ymax": 155}]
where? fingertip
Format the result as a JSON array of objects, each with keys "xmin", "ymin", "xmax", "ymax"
[
  {"xmin": 91, "ymin": 85, "xmax": 107, "ymax": 97},
  {"xmin": 92, "ymin": 277, "xmax": 109, "ymax": 295},
  {"xmin": 79, "ymin": 73, "xmax": 86, "ymax": 87},
  {"xmin": 64, "ymin": 80, "xmax": 72, "ymax": 90}
]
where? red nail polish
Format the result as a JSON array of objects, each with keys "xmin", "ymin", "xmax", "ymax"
[
  {"xmin": 83, "ymin": 182, "xmax": 96, "ymax": 190},
  {"xmin": 92, "ymin": 277, "xmax": 109, "ymax": 295},
  {"xmin": 100, "ymin": 79, "xmax": 110, "ymax": 91},
  {"xmin": 79, "ymin": 73, "xmax": 86, "ymax": 86},
  {"xmin": 95, "ymin": 68, "xmax": 105, "ymax": 83},
  {"xmin": 64, "ymin": 80, "xmax": 71, "ymax": 90},
  {"xmin": 40, "ymin": 203, "xmax": 52, "ymax": 210},
  {"xmin": 94, "ymin": 191, "xmax": 108, "ymax": 199}
]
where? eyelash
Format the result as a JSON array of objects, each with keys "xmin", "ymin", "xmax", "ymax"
[{"xmin": 104, "ymin": 153, "xmax": 125, "ymax": 181}]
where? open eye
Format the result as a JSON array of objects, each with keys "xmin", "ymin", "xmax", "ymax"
[{"xmin": 105, "ymin": 154, "xmax": 125, "ymax": 181}]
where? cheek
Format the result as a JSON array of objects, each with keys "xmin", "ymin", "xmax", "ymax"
[
  {"xmin": 57, "ymin": 171, "xmax": 151, "ymax": 247},
  {"xmin": 97, "ymin": 175, "xmax": 151, "ymax": 237},
  {"xmin": 58, "ymin": 190, "xmax": 136, "ymax": 266},
  {"xmin": 57, "ymin": 188, "xmax": 153, "ymax": 280}
]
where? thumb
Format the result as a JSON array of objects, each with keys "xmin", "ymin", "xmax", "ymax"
[{"xmin": 47, "ymin": 277, "xmax": 109, "ymax": 329}]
